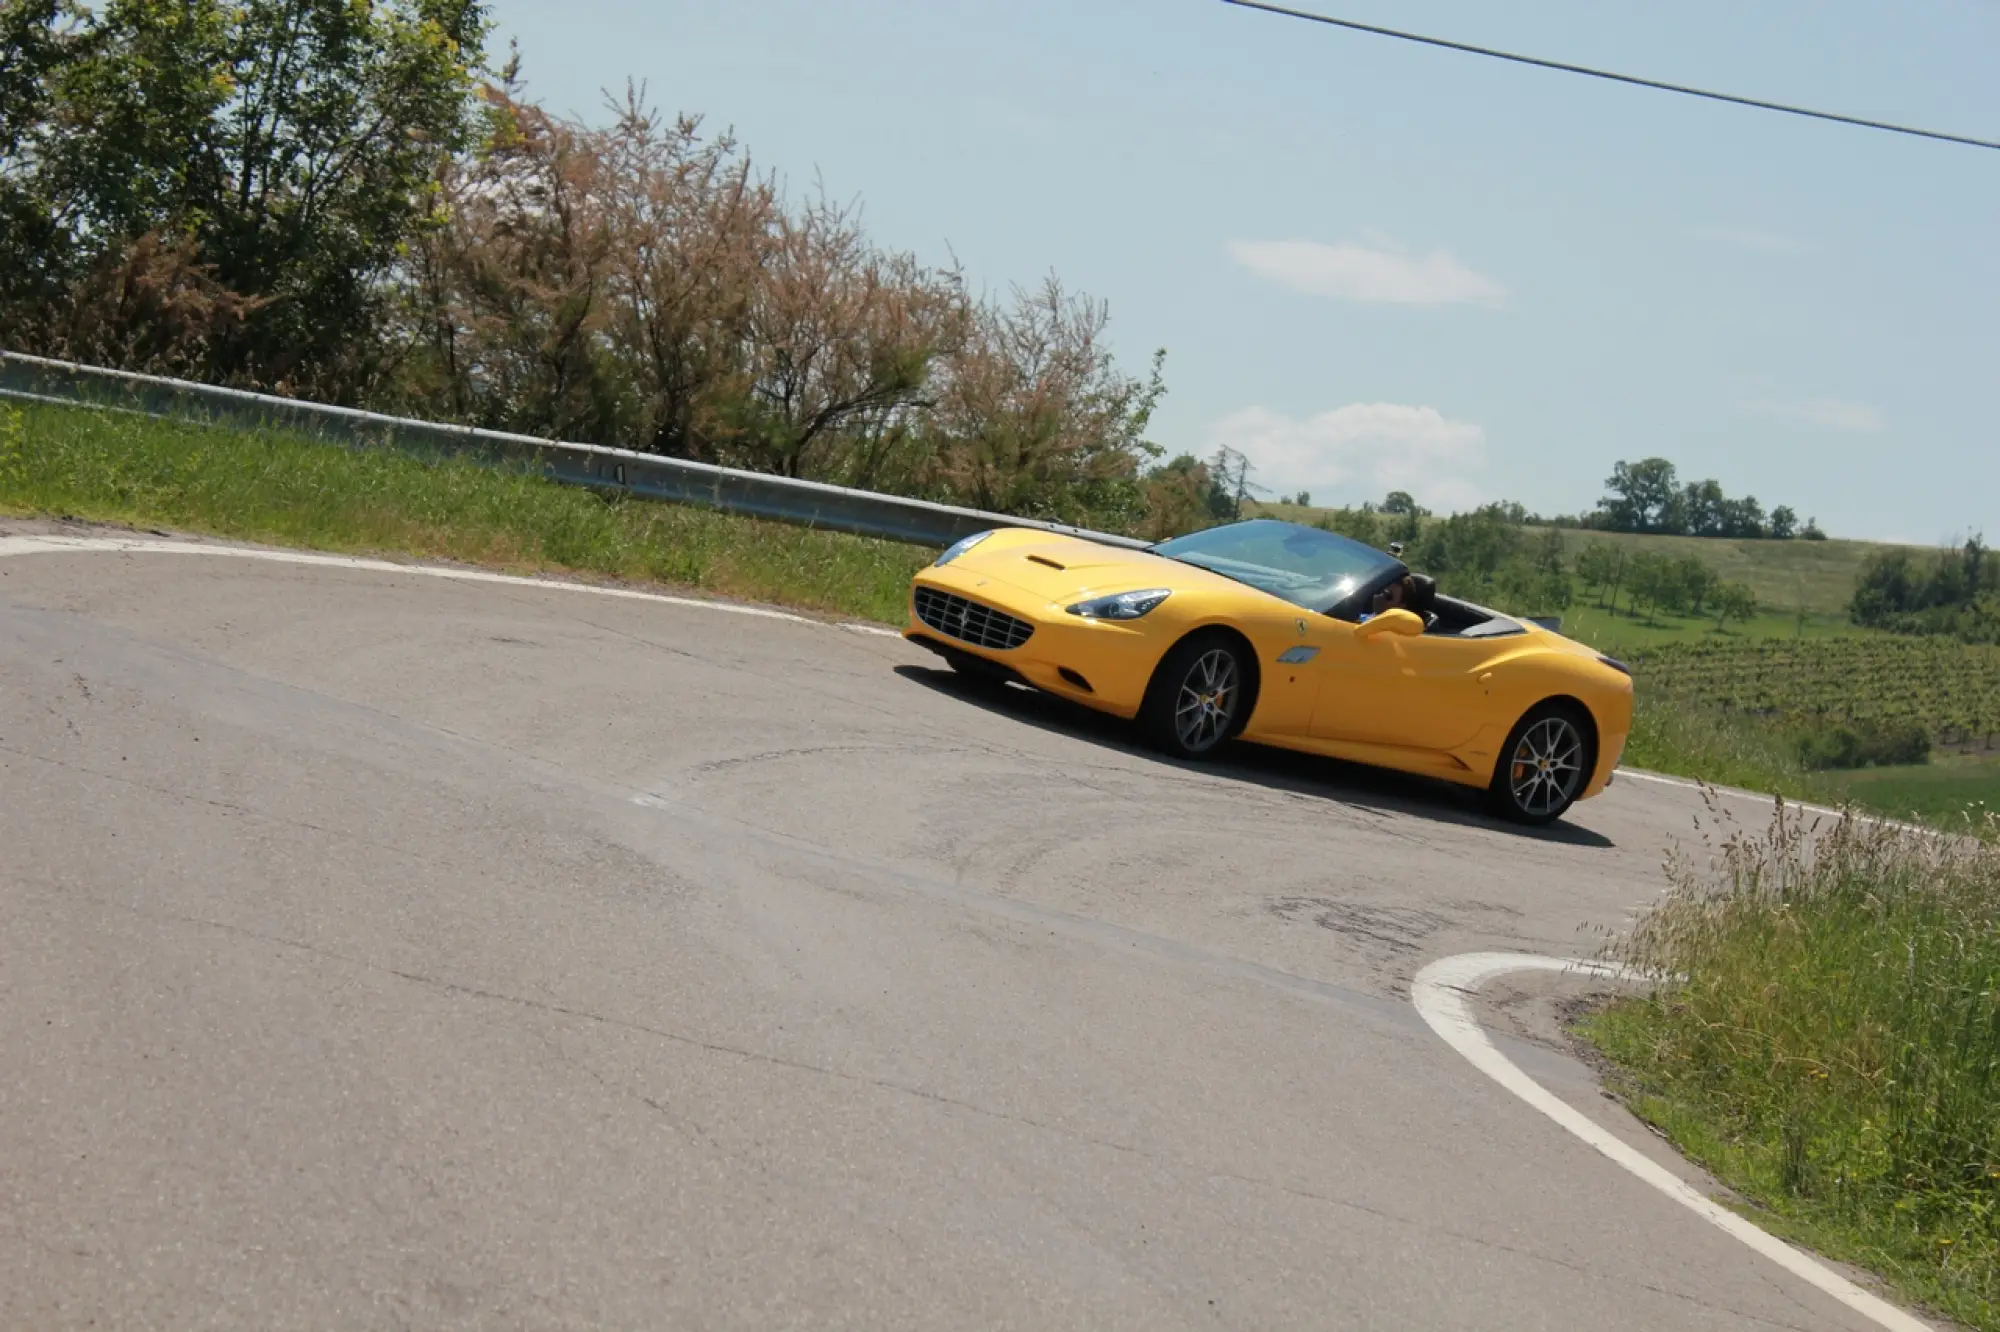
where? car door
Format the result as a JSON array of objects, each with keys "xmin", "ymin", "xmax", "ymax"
[
  {"xmin": 1240, "ymin": 608, "xmax": 1355, "ymax": 737},
  {"xmin": 1309, "ymin": 621, "xmax": 1499, "ymax": 752}
]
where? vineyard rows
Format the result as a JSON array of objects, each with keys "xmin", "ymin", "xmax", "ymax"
[{"xmin": 1627, "ymin": 635, "xmax": 2000, "ymax": 743}]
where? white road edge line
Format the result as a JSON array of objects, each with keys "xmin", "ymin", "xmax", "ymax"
[
  {"xmin": 1412, "ymin": 952, "xmax": 1936, "ymax": 1332},
  {"xmin": 0, "ymin": 534, "xmax": 905, "ymax": 637},
  {"xmin": 1615, "ymin": 767, "xmax": 1935, "ymax": 835}
]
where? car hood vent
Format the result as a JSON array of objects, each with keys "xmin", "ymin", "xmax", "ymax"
[{"xmin": 1025, "ymin": 554, "xmax": 1067, "ymax": 570}]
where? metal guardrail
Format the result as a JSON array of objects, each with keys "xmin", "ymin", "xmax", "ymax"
[{"xmin": 0, "ymin": 350, "xmax": 1150, "ymax": 551}]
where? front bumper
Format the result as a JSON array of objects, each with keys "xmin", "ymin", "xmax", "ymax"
[{"xmin": 903, "ymin": 566, "xmax": 1158, "ymax": 718}]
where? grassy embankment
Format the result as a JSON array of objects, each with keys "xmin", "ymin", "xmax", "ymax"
[
  {"xmin": 1581, "ymin": 801, "xmax": 2000, "ymax": 1330},
  {"xmin": 0, "ymin": 400, "xmax": 930, "ymax": 623}
]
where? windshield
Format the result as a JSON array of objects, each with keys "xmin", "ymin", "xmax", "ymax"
[{"xmin": 1151, "ymin": 519, "xmax": 1404, "ymax": 615}]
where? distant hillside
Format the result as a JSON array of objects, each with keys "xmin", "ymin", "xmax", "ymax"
[{"xmin": 1247, "ymin": 501, "xmax": 1932, "ymax": 616}]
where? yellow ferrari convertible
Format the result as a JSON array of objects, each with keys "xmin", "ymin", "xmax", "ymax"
[{"xmin": 904, "ymin": 518, "xmax": 1634, "ymax": 825}]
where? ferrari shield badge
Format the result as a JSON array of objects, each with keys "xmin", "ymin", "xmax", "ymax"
[{"xmin": 1295, "ymin": 617, "xmax": 1307, "ymax": 637}]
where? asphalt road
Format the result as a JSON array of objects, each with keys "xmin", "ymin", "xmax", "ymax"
[{"xmin": 0, "ymin": 525, "xmax": 1926, "ymax": 1331}]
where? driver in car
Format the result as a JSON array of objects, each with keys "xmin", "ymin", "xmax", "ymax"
[{"xmin": 1363, "ymin": 572, "xmax": 1437, "ymax": 624}]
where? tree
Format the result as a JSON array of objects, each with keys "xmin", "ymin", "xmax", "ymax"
[
  {"xmin": 1530, "ymin": 526, "xmax": 1565, "ymax": 576},
  {"xmin": 1624, "ymin": 551, "xmax": 1673, "ymax": 624},
  {"xmin": 596, "ymin": 90, "xmax": 778, "ymax": 462},
  {"xmin": 925, "ymin": 275, "xmax": 1163, "ymax": 525},
  {"xmin": 1678, "ymin": 478, "xmax": 1724, "ymax": 537},
  {"xmin": 1409, "ymin": 504, "xmax": 1524, "ymax": 582},
  {"xmin": 1575, "ymin": 544, "xmax": 1620, "ymax": 605},
  {"xmin": 729, "ymin": 188, "xmax": 966, "ymax": 480},
  {"xmin": 1720, "ymin": 495, "xmax": 1766, "ymax": 539},
  {"xmin": 1768, "ymin": 505, "xmax": 1797, "ymax": 540},
  {"xmin": 1184, "ymin": 445, "xmax": 1258, "ymax": 524},
  {"xmin": 5, "ymin": 0, "xmax": 495, "ymax": 397},
  {"xmin": 1672, "ymin": 555, "xmax": 1720, "ymax": 615},
  {"xmin": 1714, "ymin": 581, "xmax": 1757, "ymax": 631},
  {"xmin": 401, "ymin": 79, "xmax": 632, "ymax": 442},
  {"xmin": 1800, "ymin": 516, "xmax": 1827, "ymax": 540},
  {"xmin": 1847, "ymin": 534, "xmax": 1999, "ymax": 643},
  {"xmin": 1317, "ymin": 505, "xmax": 1383, "ymax": 548},
  {"xmin": 1140, "ymin": 454, "xmax": 1213, "ymax": 542},
  {"xmin": 0, "ymin": 0, "xmax": 82, "ymax": 321},
  {"xmin": 1382, "ymin": 490, "xmax": 1425, "ymax": 517},
  {"xmin": 1597, "ymin": 458, "xmax": 1678, "ymax": 532},
  {"xmin": 1590, "ymin": 457, "xmax": 1804, "ymax": 542}
]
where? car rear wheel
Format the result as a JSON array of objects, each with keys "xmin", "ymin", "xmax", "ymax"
[
  {"xmin": 1486, "ymin": 701, "xmax": 1594, "ymax": 826},
  {"xmin": 1140, "ymin": 633, "xmax": 1250, "ymax": 760}
]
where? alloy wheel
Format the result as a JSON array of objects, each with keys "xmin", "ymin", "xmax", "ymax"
[
  {"xmin": 1507, "ymin": 715, "xmax": 1584, "ymax": 819},
  {"xmin": 1174, "ymin": 647, "xmax": 1239, "ymax": 753}
]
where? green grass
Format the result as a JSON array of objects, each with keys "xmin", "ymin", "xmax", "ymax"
[
  {"xmin": 1622, "ymin": 693, "xmax": 1824, "ymax": 801},
  {"xmin": 1620, "ymin": 695, "xmax": 2000, "ymax": 828},
  {"xmin": 1541, "ymin": 526, "xmax": 1905, "ymax": 618},
  {"xmin": 1580, "ymin": 806, "xmax": 2000, "ymax": 1330},
  {"xmin": 1829, "ymin": 755, "xmax": 2000, "ymax": 825},
  {"xmin": 1559, "ymin": 603, "xmax": 1858, "ymax": 653},
  {"xmin": 0, "ymin": 401, "xmax": 933, "ymax": 624}
]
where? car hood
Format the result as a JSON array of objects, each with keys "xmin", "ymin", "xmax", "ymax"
[{"xmin": 951, "ymin": 535, "xmax": 1256, "ymax": 606}]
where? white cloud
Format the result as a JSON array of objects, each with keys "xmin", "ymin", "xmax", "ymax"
[
  {"xmin": 1209, "ymin": 403, "xmax": 1492, "ymax": 512},
  {"xmin": 1751, "ymin": 398, "xmax": 1886, "ymax": 433},
  {"xmin": 1227, "ymin": 238, "xmax": 1505, "ymax": 307}
]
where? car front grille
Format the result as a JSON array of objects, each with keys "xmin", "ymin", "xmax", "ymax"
[{"xmin": 913, "ymin": 586, "xmax": 1034, "ymax": 651}]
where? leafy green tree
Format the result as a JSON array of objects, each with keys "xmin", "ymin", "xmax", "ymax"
[
  {"xmin": 1574, "ymin": 543, "xmax": 1622, "ymax": 607},
  {"xmin": 1407, "ymin": 503, "xmax": 1520, "ymax": 581},
  {"xmin": 1672, "ymin": 555, "xmax": 1719, "ymax": 615},
  {"xmin": 1849, "ymin": 535, "xmax": 1998, "ymax": 643},
  {"xmin": 1140, "ymin": 454, "xmax": 1215, "ymax": 541},
  {"xmin": 1677, "ymin": 478, "xmax": 1724, "ymax": 536},
  {"xmin": 1720, "ymin": 494, "xmax": 1766, "ymax": 538},
  {"xmin": 1317, "ymin": 506, "xmax": 1384, "ymax": 548},
  {"xmin": 5, "ymin": 0, "xmax": 493, "ymax": 397},
  {"xmin": 1623, "ymin": 551, "xmax": 1673, "ymax": 623},
  {"xmin": 1768, "ymin": 505, "xmax": 1798, "ymax": 540},
  {"xmin": 1714, "ymin": 581, "xmax": 1757, "ymax": 631},
  {"xmin": 1530, "ymin": 526, "xmax": 1565, "ymax": 576},
  {"xmin": 0, "ymin": 0, "xmax": 79, "ymax": 316},
  {"xmin": 1598, "ymin": 458, "xmax": 1678, "ymax": 532}
]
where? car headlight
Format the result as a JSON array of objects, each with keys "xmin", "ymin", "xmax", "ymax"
[
  {"xmin": 933, "ymin": 530, "xmax": 994, "ymax": 567},
  {"xmin": 1065, "ymin": 588, "xmax": 1172, "ymax": 620}
]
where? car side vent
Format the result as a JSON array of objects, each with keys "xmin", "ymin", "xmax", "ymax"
[{"xmin": 1025, "ymin": 554, "xmax": 1067, "ymax": 570}]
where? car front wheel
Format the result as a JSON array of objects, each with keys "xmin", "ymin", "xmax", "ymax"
[
  {"xmin": 1140, "ymin": 633, "xmax": 1250, "ymax": 760},
  {"xmin": 1487, "ymin": 702, "xmax": 1594, "ymax": 826}
]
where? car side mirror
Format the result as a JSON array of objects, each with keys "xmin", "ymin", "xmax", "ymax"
[{"xmin": 1357, "ymin": 608, "xmax": 1425, "ymax": 639}]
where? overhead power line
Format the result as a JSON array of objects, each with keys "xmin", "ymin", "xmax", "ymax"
[{"xmin": 1222, "ymin": 0, "xmax": 2000, "ymax": 153}]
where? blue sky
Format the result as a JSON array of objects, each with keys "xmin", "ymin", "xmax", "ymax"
[{"xmin": 484, "ymin": 0, "xmax": 1998, "ymax": 545}]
